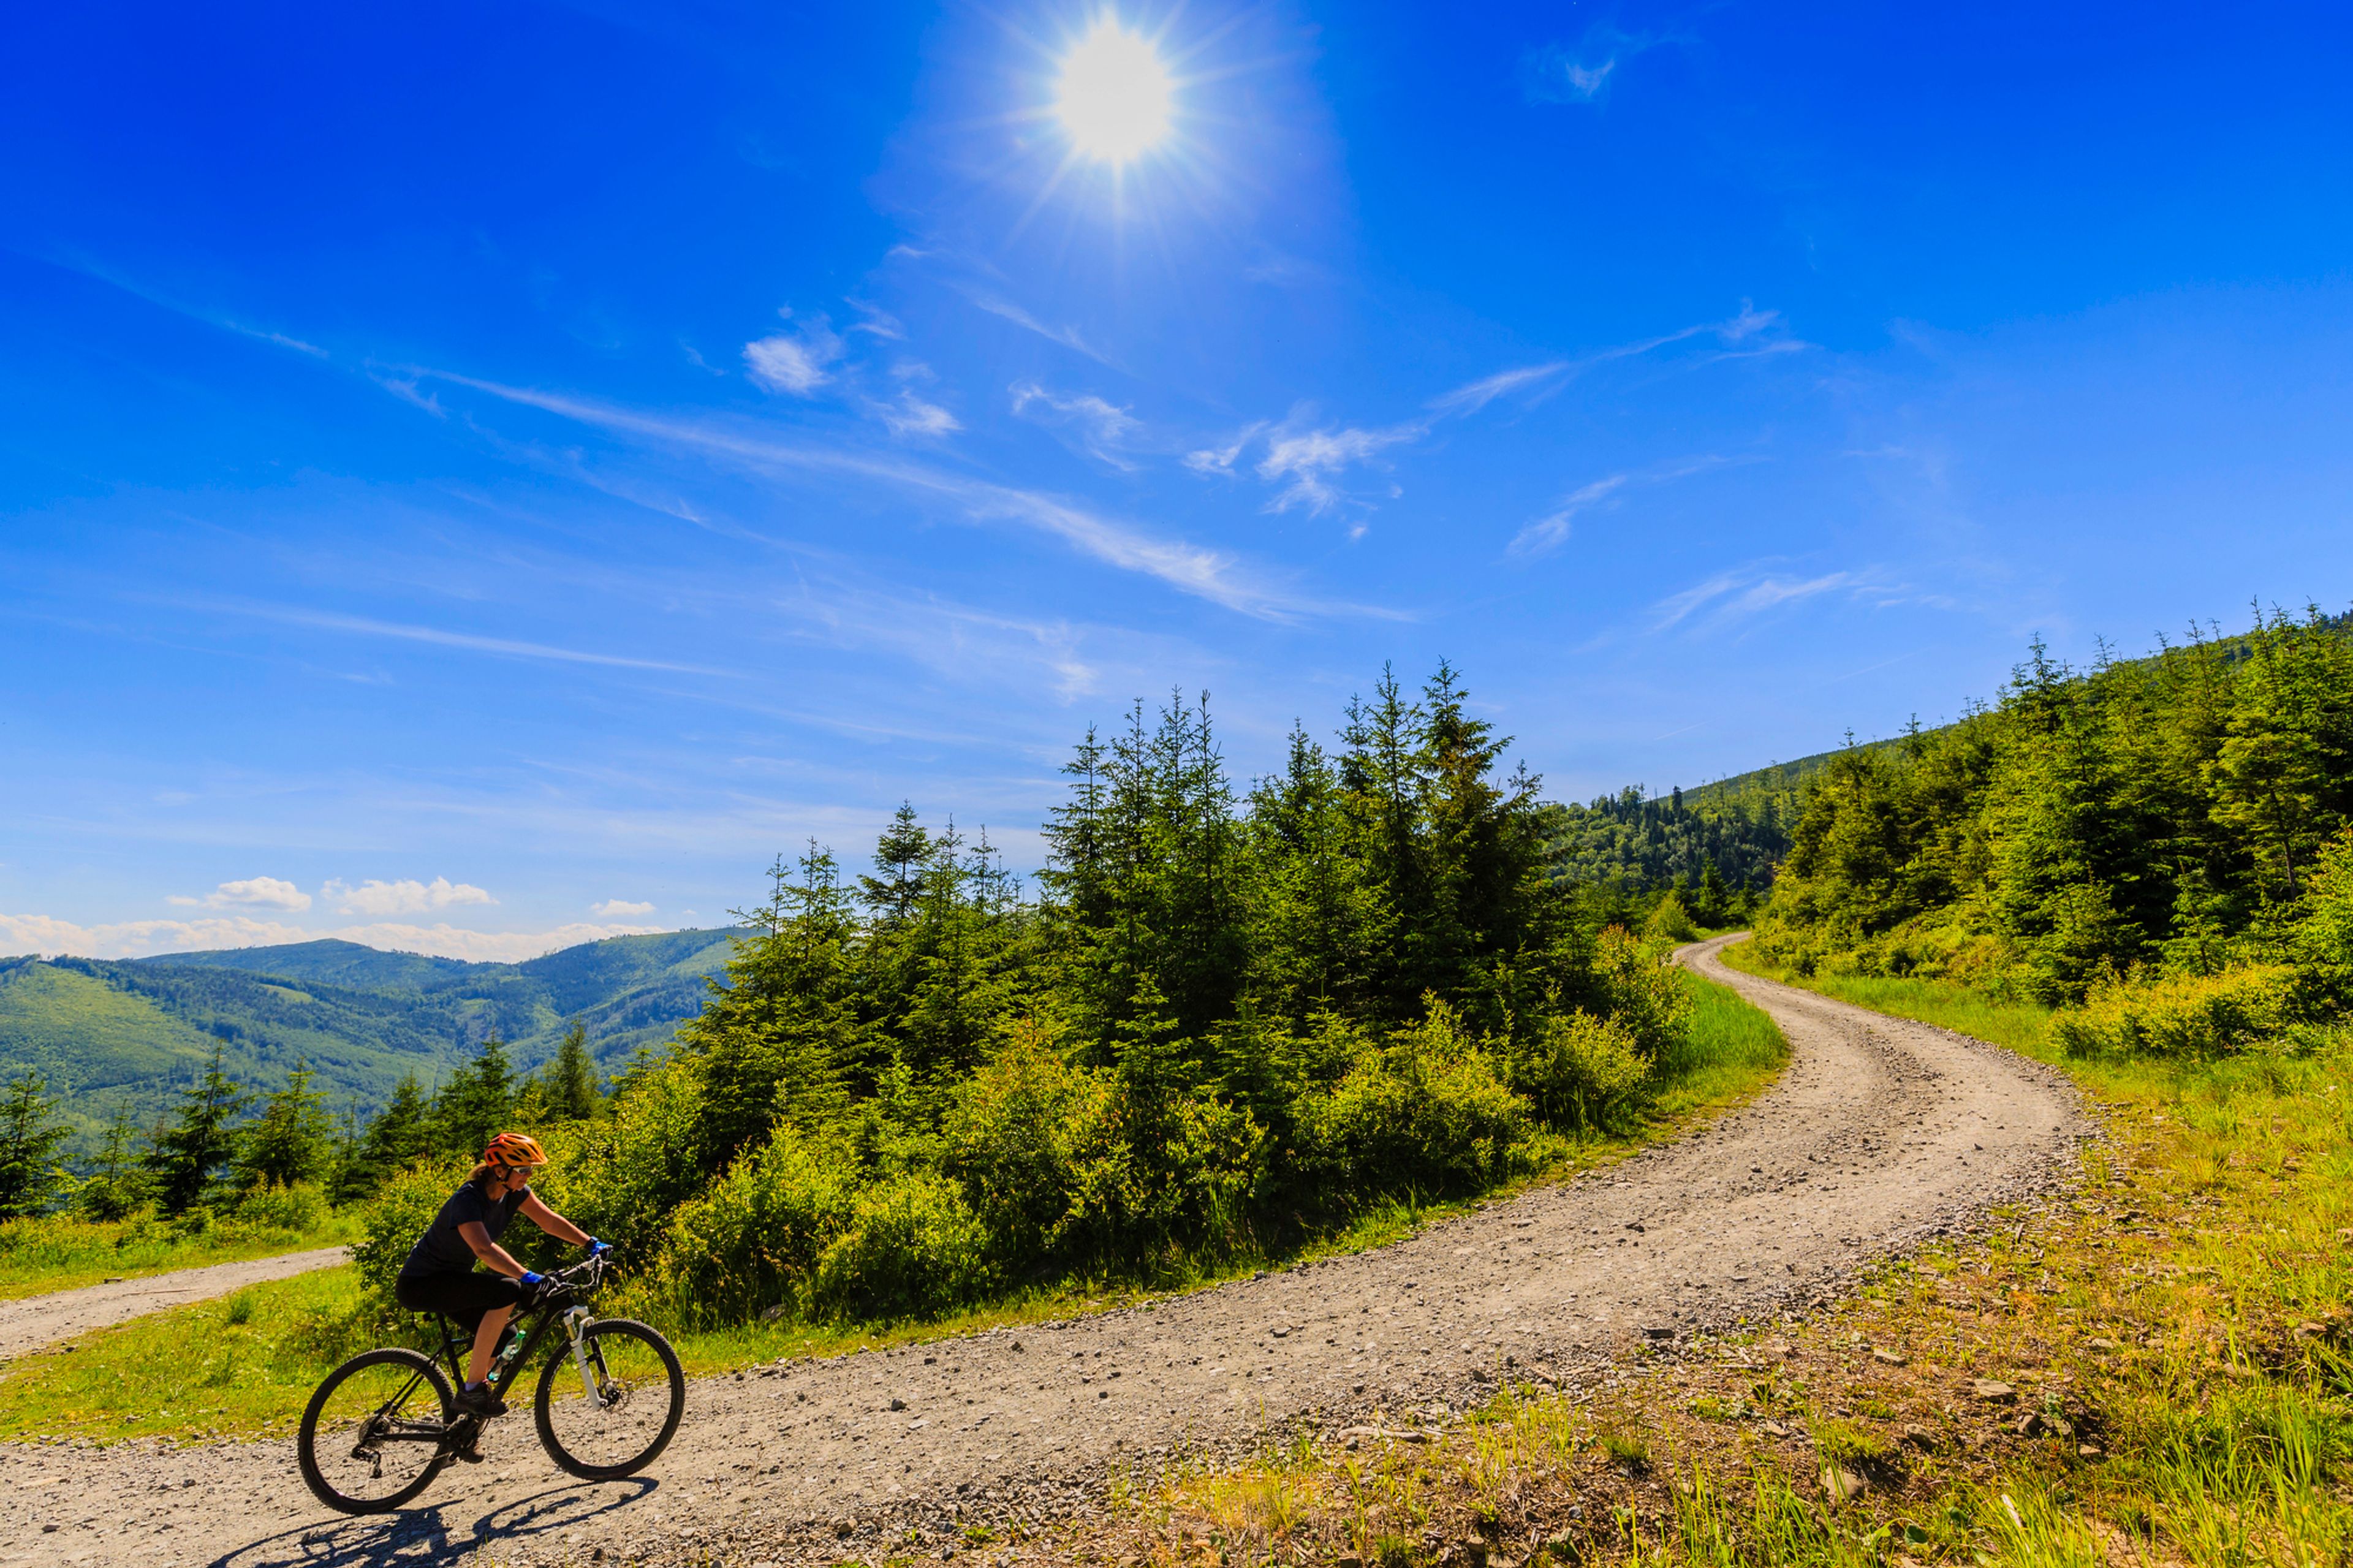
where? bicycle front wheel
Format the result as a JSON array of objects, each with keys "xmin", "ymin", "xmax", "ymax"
[
  {"xmin": 534, "ymin": 1318, "xmax": 685, "ymax": 1480},
  {"xmin": 297, "ymin": 1347, "xmax": 455, "ymax": 1513}
]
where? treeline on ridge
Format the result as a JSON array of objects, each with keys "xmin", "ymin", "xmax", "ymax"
[
  {"xmin": 355, "ymin": 665, "xmax": 1713, "ymax": 1328},
  {"xmin": 1754, "ymin": 605, "xmax": 2353, "ymax": 1058}
]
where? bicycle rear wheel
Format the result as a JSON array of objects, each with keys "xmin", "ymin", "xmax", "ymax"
[
  {"xmin": 298, "ymin": 1347, "xmax": 456, "ymax": 1513},
  {"xmin": 533, "ymin": 1318, "xmax": 685, "ymax": 1480}
]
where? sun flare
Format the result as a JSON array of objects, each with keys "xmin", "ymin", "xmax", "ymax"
[{"xmin": 1055, "ymin": 18, "xmax": 1173, "ymax": 164}]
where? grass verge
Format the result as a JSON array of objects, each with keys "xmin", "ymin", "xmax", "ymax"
[
  {"xmin": 1011, "ymin": 947, "xmax": 2350, "ymax": 1568},
  {"xmin": 0, "ymin": 971, "xmax": 1787, "ymax": 1447},
  {"xmin": 0, "ymin": 1209, "xmax": 360, "ymax": 1303}
]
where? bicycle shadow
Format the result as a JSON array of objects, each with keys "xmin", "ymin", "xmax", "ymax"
[{"xmin": 208, "ymin": 1477, "xmax": 657, "ymax": 1566}]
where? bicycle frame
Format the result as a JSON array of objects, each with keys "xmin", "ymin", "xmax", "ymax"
[{"xmin": 376, "ymin": 1260, "xmax": 612, "ymax": 1452}]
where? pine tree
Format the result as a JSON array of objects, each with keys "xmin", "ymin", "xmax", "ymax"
[
  {"xmin": 0, "ymin": 1072, "xmax": 72, "ymax": 1219},
  {"xmin": 433, "ymin": 1036, "xmax": 517, "ymax": 1159},
  {"xmin": 541, "ymin": 1021, "xmax": 602, "ymax": 1121},
  {"xmin": 235, "ymin": 1059, "xmax": 334, "ymax": 1192},
  {"xmin": 145, "ymin": 1042, "xmax": 249, "ymax": 1214},
  {"xmin": 858, "ymin": 802, "xmax": 934, "ymax": 927},
  {"xmin": 78, "ymin": 1100, "xmax": 153, "ymax": 1221},
  {"xmin": 354, "ymin": 1073, "xmax": 436, "ymax": 1186}
]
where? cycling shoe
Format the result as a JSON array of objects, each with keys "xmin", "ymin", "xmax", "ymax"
[{"xmin": 455, "ymin": 1382, "xmax": 507, "ymax": 1418}]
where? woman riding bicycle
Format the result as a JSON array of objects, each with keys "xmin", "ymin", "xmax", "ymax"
[{"xmin": 395, "ymin": 1132, "xmax": 606, "ymax": 1417}]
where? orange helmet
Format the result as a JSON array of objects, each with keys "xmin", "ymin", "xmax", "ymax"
[{"xmin": 481, "ymin": 1132, "xmax": 550, "ymax": 1168}]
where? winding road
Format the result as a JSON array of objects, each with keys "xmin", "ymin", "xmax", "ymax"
[{"xmin": 2, "ymin": 936, "xmax": 2085, "ymax": 1567}]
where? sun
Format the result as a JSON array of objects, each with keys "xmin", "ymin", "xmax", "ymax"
[{"xmin": 1055, "ymin": 18, "xmax": 1173, "ymax": 164}]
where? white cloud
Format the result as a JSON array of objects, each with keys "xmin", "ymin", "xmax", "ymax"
[
  {"xmin": 1653, "ymin": 564, "xmax": 1908, "ymax": 632},
  {"xmin": 1509, "ymin": 456, "xmax": 1743, "ymax": 558},
  {"xmin": 417, "ymin": 373, "xmax": 1350, "ymax": 621},
  {"xmin": 1254, "ymin": 418, "xmax": 1424, "ymax": 516},
  {"xmin": 326, "ymin": 876, "xmax": 496, "ymax": 917},
  {"xmin": 1428, "ymin": 363, "xmax": 1571, "ymax": 416},
  {"xmin": 166, "ymin": 876, "xmax": 313, "ymax": 912},
  {"xmin": 0, "ymin": 912, "xmax": 659, "ymax": 964},
  {"xmin": 1010, "ymin": 381, "xmax": 1140, "ymax": 468},
  {"xmin": 743, "ymin": 314, "xmax": 844, "ymax": 396},
  {"xmin": 1525, "ymin": 28, "xmax": 1659, "ymax": 106},
  {"xmin": 1182, "ymin": 423, "xmax": 1265, "ymax": 477},
  {"xmin": 592, "ymin": 898, "xmax": 656, "ymax": 917},
  {"xmin": 869, "ymin": 390, "xmax": 960, "ymax": 439},
  {"xmin": 958, "ymin": 291, "xmax": 1115, "ymax": 366}
]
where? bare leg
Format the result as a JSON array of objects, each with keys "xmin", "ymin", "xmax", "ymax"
[{"xmin": 468, "ymin": 1305, "xmax": 515, "ymax": 1385}]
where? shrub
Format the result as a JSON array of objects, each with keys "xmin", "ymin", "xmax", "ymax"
[
  {"xmin": 941, "ymin": 1024, "xmax": 1131, "ymax": 1270},
  {"xmin": 1501, "ymin": 1009, "xmax": 1649, "ymax": 1126},
  {"xmin": 222, "ymin": 1181, "xmax": 327, "ymax": 1238},
  {"xmin": 2051, "ymin": 964, "xmax": 2297, "ymax": 1059},
  {"xmin": 1294, "ymin": 1001, "xmax": 1525, "ymax": 1200},
  {"xmin": 352, "ymin": 1157, "xmax": 468, "ymax": 1297},
  {"xmin": 1643, "ymin": 892, "xmax": 1700, "ymax": 945},
  {"xmin": 808, "ymin": 1171, "xmax": 995, "ymax": 1324},
  {"xmin": 646, "ymin": 1126, "xmax": 858, "ymax": 1326},
  {"xmin": 1592, "ymin": 927, "xmax": 1693, "ymax": 1058},
  {"xmin": 531, "ymin": 1066, "xmax": 709, "ymax": 1261}
]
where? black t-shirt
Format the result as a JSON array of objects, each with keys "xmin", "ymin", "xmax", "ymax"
[{"xmin": 400, "ymin": 1178, "xmax": 529, "ymax": 1281}]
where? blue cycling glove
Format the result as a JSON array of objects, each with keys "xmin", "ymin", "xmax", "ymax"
[
  {"xmin": 585, "ymin": 1237, "xmax": 610, "ymax": 1257},
  {"xmin": 518, "ymin": 1270, "xmax": 545, "ymax": 1289}
]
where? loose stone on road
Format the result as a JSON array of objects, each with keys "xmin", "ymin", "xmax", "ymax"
[{"xmin": 2, "ymin": 936, "xmax": 2085, "ymax": 1566}]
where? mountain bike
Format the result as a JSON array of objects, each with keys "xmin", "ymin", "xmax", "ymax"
[{"xmin": 296, "ymin": 1254, "xmax": 685, "ymax": 1514}]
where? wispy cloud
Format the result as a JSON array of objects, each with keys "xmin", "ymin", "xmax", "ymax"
[
  {"xmin": 1010, "ymin": 381, "xmax": 1140, "ymax": 469},
  {"xmin": 1510, "ymin": 455, "xmax": 1743, "ymax": 557},
  {"xmin": 1256, "ymin": 417, "xmax": 1423, "ymax": 517},
  {"xmin": 958, "ymin": 290, "xmax": 1115, "ymax": 366},
  {"xmin": 869, "ymin": 389, "xmax": 960, "ymax": 439},
  {"xmin": 182, "ymin": 598, "xmax": 739, "ymax": 676},
  {"xmin": 1428, "ymin": 362, "xmax": 1571, "ymax": 415},
  {"xmin": 743, "ymin": 311, "xmax": 844, "ymax": 395},
  {"xmin": 167, "ymin": 876, "xmax": 313, "ymax": 912},
  {"xmin": 409, "ymin": 372, "xmax": 1341, "ymax": 621},
  {"xmin": 1653, "ymin": 563, "xmax": 1908, "ymax": 632},
  {"xmin": 1525, "ymin": 26, "xmax": 1664, "ymax": 106}
]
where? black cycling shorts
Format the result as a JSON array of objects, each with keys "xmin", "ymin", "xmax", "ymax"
[{"xmin": 395, "ymin": 1270, "xmax": 525, "ymax": 1321}]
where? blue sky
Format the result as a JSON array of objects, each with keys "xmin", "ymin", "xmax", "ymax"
[{"xmin": 5, "ymin": 2, "xmax": 2351, "ymax": 961}]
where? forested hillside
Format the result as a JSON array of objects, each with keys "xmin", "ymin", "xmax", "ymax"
[
  {"xmin": 0, "ymin": 927, "xmax": 738, "ymax": 1145},
  {"xmin": 1754, "ymin": 607, "xmax": 2353, "ymax": 1052},
  {"xmin": 358, "ymin": 666, "xmax": 1737, "ymax": 1327}
]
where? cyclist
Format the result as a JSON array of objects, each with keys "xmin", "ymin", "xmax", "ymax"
[{"xmin": 395, "ymin": 1132, "xmax": 607, "ymax": 1418}]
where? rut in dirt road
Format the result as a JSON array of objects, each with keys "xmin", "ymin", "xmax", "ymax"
[{"xmin": 6, "ymin": 935, "xmax": 2086, "ymax": 1568}]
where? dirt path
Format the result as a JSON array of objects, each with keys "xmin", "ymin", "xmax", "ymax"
[
  {"xmin": 4, "ymin": 937, "xmax": 2085, "ymax": 1567},
  {"xmin": 0, "ymin": 1248, "xmax": 351, "ymax": 1365}
]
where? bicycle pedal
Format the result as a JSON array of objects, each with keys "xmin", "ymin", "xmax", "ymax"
[{"xmin": 456, "ymin": 1443, "xmax": 486, "ymax": 1464}]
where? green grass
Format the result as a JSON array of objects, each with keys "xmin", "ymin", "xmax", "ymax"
[
  {"xmin": 1715, "ymin": 937, "xmax": 2057, "ymax": 1059},
  {"xmin": 0, "ymin": 971, "xmax": 1794, "ymax": 1446},
  {"xmin": 0, "ymin": 1208, "xmax": 360, "ymax": 1302}
]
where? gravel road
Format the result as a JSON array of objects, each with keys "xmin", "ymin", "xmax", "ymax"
[
  {"xmin": 0, "ymin": 1248, "xmax": 352, "ymax": 1365},
  {"xmin": 2, "ymin": 936, "xmax": 2085, "ymax": 1567}
]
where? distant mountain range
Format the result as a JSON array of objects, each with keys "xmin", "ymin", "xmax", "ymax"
[{"xmin": 0, "ymin": 927, "xmax": 743, "ymax": 1149}]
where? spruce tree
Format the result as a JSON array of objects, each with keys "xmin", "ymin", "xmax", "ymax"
[
  {"xmin": 433, "ymin": 1036, "xmax": 517, "ymax": 1159},
  {"xmin": 145, "ymin": 1042, "xmax": 249, "ymax": 1213},
  {"xmin": 354, "ymin": 1074, "xmax": 435, "ymax": 1184},
  {"xmin": 78, "ymin": 1100, "xmax": 153, "ymax": 1221},
  {"xmin": 235, "ymin": 1059, "xmax": 333, "ymax": 1192},
  {"xmin": 0, "ymin": 1072, "xmax": 72, "ymax": 1220},
  {"xmin": 542, "ymin": 1021, "xmax": 601, "ymax": 1121}
]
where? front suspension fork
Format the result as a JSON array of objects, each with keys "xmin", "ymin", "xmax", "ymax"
[{"xmin": 564, "ymin": 1305, "xmax": 604, "ymax": 1404}]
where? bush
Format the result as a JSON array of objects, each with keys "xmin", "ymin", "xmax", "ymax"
[
  {"xmin": 941, "ymin": 1024, "xmax": 1130, "ymax": 1270},
  {"xmin": 1502, "ymin": 1009, "xmax": 1649, "ymax": 1126},
  {"xmin": 646, "ymin": 1126, "xmax": 858, "ymax": 1326},
  {"xmin": 2052, "ymin": 965, "xmax": 2297, "ymax": 1059},
  {"xmin": 1294, "ymin": 1001, "xmax": 1525, "ymax": 1200},
  {"xmin": 223, "ymin": 1181, "xmax": 327, "ymax": 1238},
  {"xmin": 1592, "ymin": 927, "xmax": 1693, "ymax": 1058},
  {"xmin": 1643, "ymin": 892, "xmax": 1700, "ymax": 945},
  {"xmin": 808, "ymin": 1171, "xmax": 995, "ymax": 1324},
  {"xmin": 532, "ymin": 1066, "xmax": 708, "ymax": 1261},
  {"xmin": 352, "ymin": 1157, "xmax": 468, "ymax": 1297}
]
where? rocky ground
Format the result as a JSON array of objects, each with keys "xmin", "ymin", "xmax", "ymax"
[{"xmin": 2, "ymin": 936, "xmax": 2086, "ymax": 1567}]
